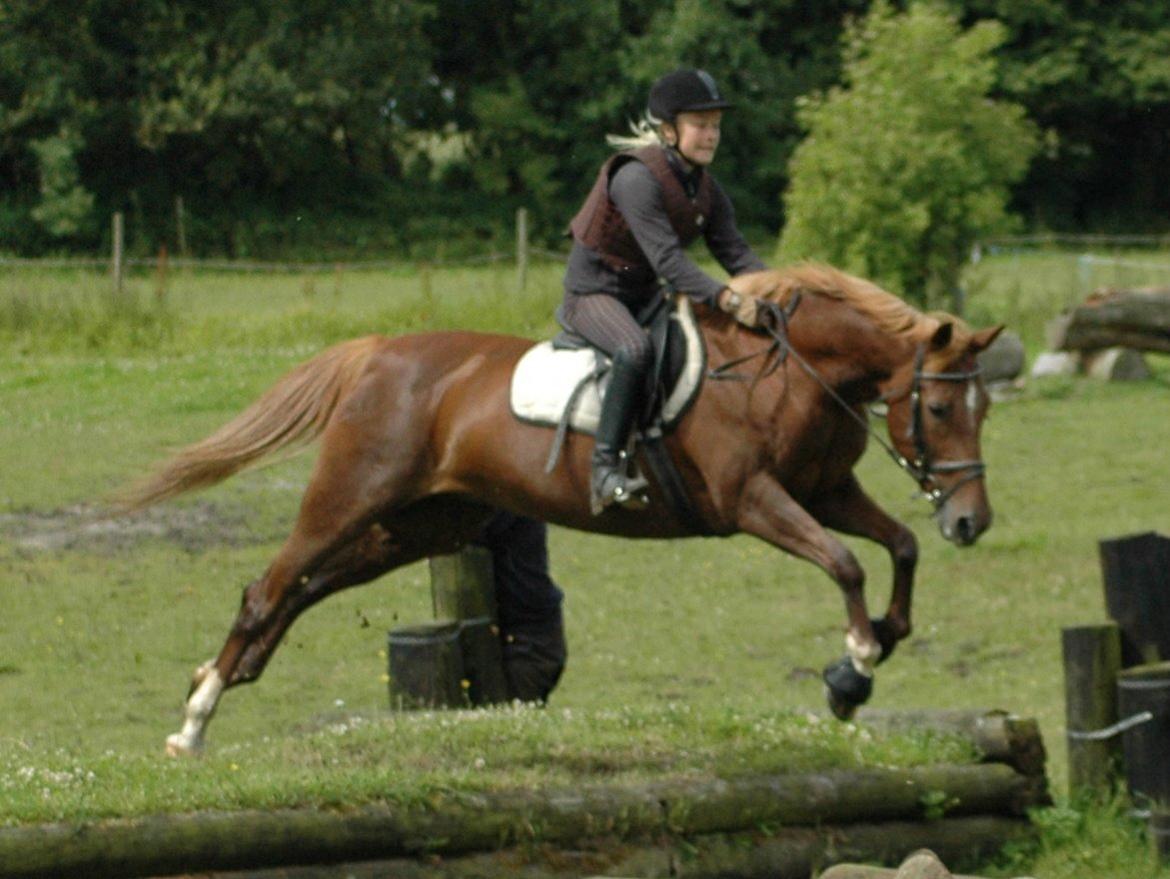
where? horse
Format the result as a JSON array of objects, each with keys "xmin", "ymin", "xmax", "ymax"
[{"xmin": 117, "ymin": 264, "xmax": 1002, "ymax": 756}]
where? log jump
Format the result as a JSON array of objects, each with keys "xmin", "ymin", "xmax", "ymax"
[{"xmin": 0, "ymin": 710, "xmax": 1048, "ymax": 879}]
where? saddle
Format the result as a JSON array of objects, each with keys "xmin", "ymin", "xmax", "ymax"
[
  {"xmin": 510, "ymin": 294, "xmax": 707, "ymax": 529},
  {"xmin": 511, "ymin": 295, "xmax": 704, "ymax": 436}
]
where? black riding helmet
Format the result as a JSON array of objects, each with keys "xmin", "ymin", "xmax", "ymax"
[{"xmin": 647, "ymin": 69, "xmax": 732, "ymax": 122}]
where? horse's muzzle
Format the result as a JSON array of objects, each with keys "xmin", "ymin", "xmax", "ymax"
[{"xmin": 938, "ymin": 503, "xmax": 992, "ymax": 547}]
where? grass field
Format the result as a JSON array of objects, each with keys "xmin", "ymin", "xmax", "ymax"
[{"xmin": 1, "ymin": 253, "xmax": 1169, "ymax": 876}]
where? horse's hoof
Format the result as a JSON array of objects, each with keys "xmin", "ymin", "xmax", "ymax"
[
  {"xmin": 165, "ymin": 733, "xmax": 203, "ymax": 758},
  {"xmin": 823, "ymin": 656, "xmax": 873, "ymax": 720}
]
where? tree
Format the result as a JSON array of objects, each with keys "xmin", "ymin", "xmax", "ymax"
[{"xmin": 777, "ymin": 1, "xmax": 1039, "ymax": 307}]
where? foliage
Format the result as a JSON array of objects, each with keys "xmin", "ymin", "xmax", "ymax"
[
  {"xmin": 777, "ymin": 1, "xmax": 1038, "ymax": 306},
  {"xmin": 961, "ymin": 0, "xmax": 1170, "ymax": 230},
  {"xmin": 1, "ymin": 1, "xmax": 1170, "ymax": 257}
]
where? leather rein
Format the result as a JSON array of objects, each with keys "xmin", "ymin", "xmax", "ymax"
[{"xmin": 707, "ymin": 295, "xmax": 986, "ymax": 511}]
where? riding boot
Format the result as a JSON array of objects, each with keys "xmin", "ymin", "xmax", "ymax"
[{"xmin": 590, "ymin": 351, "xmax": 650, "ymax": 514}]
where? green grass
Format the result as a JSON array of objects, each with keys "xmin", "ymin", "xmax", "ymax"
[{"xmin": 2, "ymin": 253, "xmax": 1169, "ymax": 874}]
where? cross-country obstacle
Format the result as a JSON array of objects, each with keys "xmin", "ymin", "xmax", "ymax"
[
  {"xmin": 1061, "ymin": 531, "xmax": 1170, "ymax": 865},
  {"xmin": 0, "ymin": 709, "xmax": 1048, "ymax": 879}
]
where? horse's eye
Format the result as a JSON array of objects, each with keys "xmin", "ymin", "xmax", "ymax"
[{"xmin": 928, "ymin": 401, "xmax": 951, "ymax": 418}]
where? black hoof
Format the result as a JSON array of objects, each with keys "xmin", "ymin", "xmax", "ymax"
[
  {"xmin": 823, "ymin": 656, "xmax": 873, "ymax": 720},
  {"xmin": 871, "ymin": 617, "xmax": 899, "ymax": 666}
]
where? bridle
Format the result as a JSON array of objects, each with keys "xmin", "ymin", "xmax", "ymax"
[
  {"xmin": 708, "ymin": 296, "xmax": 987, "ymax": 511},
  {"xmin": 897, "ymin": 344, "xmax": 986, "ymax": 508}
]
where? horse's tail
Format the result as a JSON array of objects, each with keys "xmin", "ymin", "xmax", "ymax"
[{"xmin": 115, "ymin": 336, "xmax": 383, "ymax": 512}]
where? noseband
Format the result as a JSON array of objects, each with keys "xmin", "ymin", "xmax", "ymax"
[{"xmin": 709, "ymin": 298, "xmax": 987, "ymax": 512}]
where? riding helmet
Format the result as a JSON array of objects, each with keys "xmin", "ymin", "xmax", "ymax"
[{"xmin": 648, "ymin": 69, "xmax": 733, "ymax": 122}]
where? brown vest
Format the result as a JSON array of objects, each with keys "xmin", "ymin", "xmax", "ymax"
[{"xmin": 569, "ymin": 146, "xmax": 714, "ymax": 272}]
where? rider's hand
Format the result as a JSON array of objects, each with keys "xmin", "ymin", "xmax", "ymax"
[{"xmin": 716, "ymin": 286, "xmax": 762, "ymax": 328}]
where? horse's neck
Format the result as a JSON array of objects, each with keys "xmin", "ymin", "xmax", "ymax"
[{"xmin": 787, "ymin": 298, "xmax": 910, "ymax": 398}]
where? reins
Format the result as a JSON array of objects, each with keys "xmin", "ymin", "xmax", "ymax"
[{"xmin": 707, "ymin": 296, "xmax": 986, "ymax": 511}]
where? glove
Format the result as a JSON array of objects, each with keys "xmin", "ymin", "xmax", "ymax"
[{"xmin": 716, "ymin": 286, "xmax": 762, "ymax": 328}]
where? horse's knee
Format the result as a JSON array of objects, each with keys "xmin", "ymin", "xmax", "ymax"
[
  {"xmin": 892, "ymin": 528, "xmax": 918, "ymax": 571},
  {"xmin": 829, "ymin": 547, "xmax": 865, "ymax": 594}
]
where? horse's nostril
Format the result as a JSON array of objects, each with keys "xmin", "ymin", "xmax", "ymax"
[{"xmin": 955, "ymin": 515, "xmax": 976, "ymax": 543}]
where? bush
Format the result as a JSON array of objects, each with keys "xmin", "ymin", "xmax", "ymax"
[{"xmin": 777, "ymin": 1, "xmax": 1039, "ymax": 308}]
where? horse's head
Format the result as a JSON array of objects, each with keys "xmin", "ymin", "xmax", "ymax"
[{"xmin": 883, "ymin": 320, "xmax": 1004, "ymax": 547}]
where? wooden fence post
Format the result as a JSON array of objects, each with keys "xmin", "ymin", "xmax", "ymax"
[
  {"xmin": 111, "ymin": 211, "xmax": 124, "ymax": 297},
  {"xmin": 175, "ymin": 195, "xmax": 188, "ymax": 259},
  {"xmin": 515, "ymin": 207, "xmax": 528, "ymax": 293},
  {"xmin": 387, "ymin": 546, "xmax": 509, "ymax": 709},
  {"xmin": 1062, "ymin": 623, "xmax": 1122, "ymax": 799}
]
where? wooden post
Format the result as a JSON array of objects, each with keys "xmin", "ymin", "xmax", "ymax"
[
  {"xmin": 515, "ymin": 207, "xmax": 528, "ymax": 293},
  {"xmin": 387, "ymin": 547, "xmax": 510, "ymax": 709},
  {"xmin": 1116, "ymin": 662, "xmax": 1170, "ymax": 812},
  {"xmin": 430, "ymin": 547, "xmax": 497, "ymax": 621},
  {"xmin": 1099, "ymin": 532, "xmax": 1170, "ymax": 667},
  {"xmin": 1062, "ymin": 623, "xmax": 1122, "ymax": 799},
  {"xmin": 175, "ymin": 195, "xmax": 188, "ymax": 259},
  {"xmin": 154, "ymin": 244, "xmax": 169, "ymax": 305},
  {"xmin": 111, "ymin": 211, "xmax": 124, "ymax": 297}
]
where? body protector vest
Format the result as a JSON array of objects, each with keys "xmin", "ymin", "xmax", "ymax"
[{"xmin": 569, "ymin": 146, "xmax": 714, "ymax": 273}]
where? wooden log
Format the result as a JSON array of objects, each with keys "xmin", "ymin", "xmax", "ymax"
[
  {"xmin": 854, "ymin": 709, "xmax": 1047, "ymax": 778},
  {"xmin": 1062, "ymin": 623, "xmax": 1122, "ymax": 799},
  {"xmin": 0, "ymin": 764, "xmax": 1047, "ymax": 879},
  {"xmin": 1051, "ymin": 288, "xmax": 1170, "ymax": 354},
  {"xmin": 184, "ymin": 816, "xmax": 1033, "ymax": 879}
]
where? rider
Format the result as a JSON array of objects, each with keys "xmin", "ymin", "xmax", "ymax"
[
  {"xmin": 562, "ymin": 68, "xmax": 769, "ymax": 514},
  {"xmin": 471, "ymin": 510, "xmax": 567, "ymax": 703}
]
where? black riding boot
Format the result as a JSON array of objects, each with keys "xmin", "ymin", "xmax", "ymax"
[{"xmin": 590, "ymin": 351, "xmax": 649, "ymax": 514}]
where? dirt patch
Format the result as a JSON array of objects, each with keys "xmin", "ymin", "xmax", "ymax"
[{"xmin": 0, "ymin": 501, "xmax": 271, "ymax": 554}]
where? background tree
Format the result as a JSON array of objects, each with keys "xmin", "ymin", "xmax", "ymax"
[
  {"xmin": 961, "ymin": 0, "xmax": 1170, "ymax": 230},
  {"xmin": 777, "ymin": 1, "xmax": 1039, "ymax": 307}
]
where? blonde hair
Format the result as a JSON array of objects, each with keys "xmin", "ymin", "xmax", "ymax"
[{"xmin": 605, "ymin": 113, "xmax": 667, "ymax": 150}]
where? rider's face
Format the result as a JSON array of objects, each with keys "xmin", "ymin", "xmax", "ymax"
[{"xmin": 663, "ymin": 110, "xmax": 723, "ymax": 167}]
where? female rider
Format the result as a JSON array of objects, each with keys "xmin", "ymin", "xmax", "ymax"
[{"xmin": 561, "ymin": 68, "xmax": 768, "ymax": 514}]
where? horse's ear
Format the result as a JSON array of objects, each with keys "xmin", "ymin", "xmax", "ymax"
[
  {"xmin": 929, "ymin": 321, "xmax": 954, "ymax": 351},
  {"xmin": 970, "ymin": 324, "xmax": 1005, "ymax": 353}
]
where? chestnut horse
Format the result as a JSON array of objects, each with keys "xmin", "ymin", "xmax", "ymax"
[{"xmin": 119, "ymin": 265, "xmax": 1001, "ymax": 755}]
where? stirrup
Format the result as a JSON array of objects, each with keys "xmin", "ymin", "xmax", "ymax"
[{"xmin": 590, "ymin": 453, "xmax": 650, "ymax": 515}]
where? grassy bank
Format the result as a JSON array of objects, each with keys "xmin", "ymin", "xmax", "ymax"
[{"xmin": 1, "ymin": 254, "xmax": 1169, "ymax": 875}]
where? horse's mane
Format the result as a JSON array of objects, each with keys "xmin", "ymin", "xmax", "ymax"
[{"xmin": 731, "ymin": 264, "xmax": 973, "ymax": 355}]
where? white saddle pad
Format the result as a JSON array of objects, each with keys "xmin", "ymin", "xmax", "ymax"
[{"xmin": 510, "ymin": 296, "xmax": 705, "ymax": 434}]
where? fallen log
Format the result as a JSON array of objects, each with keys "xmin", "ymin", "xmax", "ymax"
[
  {"xmin": 1048, "ymin": 288, "xmax": 1170, "ymax": 353},
  {"xmin": 0, "ymin": 763, "xmax": 1047, "ymax": 879},
  {"xmin": 854, "ymin": 709, "xmax": 1046, "ymax": 778},
  {"xmin": 187, "ymin": 816, "xmax": 1035, "ymax": 879}
]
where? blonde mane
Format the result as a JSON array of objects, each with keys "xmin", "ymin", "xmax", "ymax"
[{"xmin": 732, "ymin": 264, "xmax": 973, "ymax": 355}]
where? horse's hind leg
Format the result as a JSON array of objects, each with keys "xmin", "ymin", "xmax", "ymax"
[{"xmin": 165, "ymin": 496, "xmax": 492, "ymax": 756}]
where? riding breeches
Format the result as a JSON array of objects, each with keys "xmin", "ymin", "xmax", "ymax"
[{"xmin": 559, "ymin": 293, "xmax": 652, "ymax": 370}]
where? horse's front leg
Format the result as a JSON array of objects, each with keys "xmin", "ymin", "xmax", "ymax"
[
  {"xmin": 807, "ymin": 474, "xmax": 918, "ymax": 660},
  {"xmin": 736, "ymin": 472, "xmax": 880, "ymax": 719}
]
